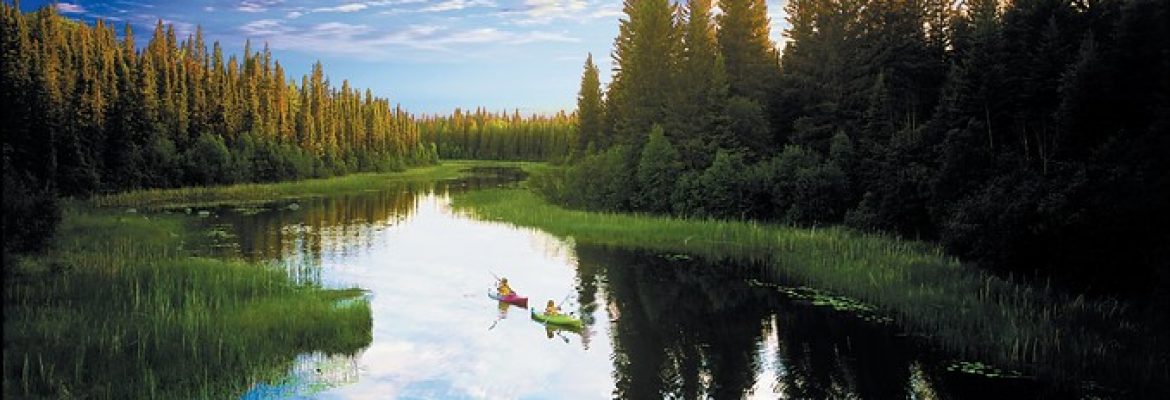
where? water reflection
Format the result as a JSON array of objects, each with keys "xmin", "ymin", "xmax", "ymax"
[
  {"xmin": 196, "ymin": 189, "xmax": 419, "ymax": 285},
  {"xmin": 243, "ymin": 352, "xmax": 362, "ymax": 399},
  {"xmin": 199, "ymin": 171, "xmax": 1070, "ymax": 399},
  {"xmin": 582, "ymin": 246, "xmax": 1071, "ymax": 399},
  {"xmin": 579, "ymin": 247, "xmax": 770, "ymax": 399}
]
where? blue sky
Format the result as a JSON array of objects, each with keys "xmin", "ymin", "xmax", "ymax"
[{"xmin": 25, "ymin": 1, "xmax": 789, "ymax": 115}]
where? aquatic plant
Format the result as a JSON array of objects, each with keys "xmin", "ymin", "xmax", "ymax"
[{"xmin": 3, "ymin": 206, "xmax": 372, "ymax": 399}]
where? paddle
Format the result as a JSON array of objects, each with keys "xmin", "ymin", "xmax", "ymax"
[
  {"xmin": 558, "ymin": 289, "xmax": 577, "ymax": 313},
  {"xmin": 487, "ymin": 301, "xmax": 507, "ymax": 330},
  {"xmin": 556, "ymin": 290, "xmax": 587, "ymax": 319}
]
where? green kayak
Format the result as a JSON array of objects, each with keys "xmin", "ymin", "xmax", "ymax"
[{"xmin": 530, "ymin": 308, "xmax": 583, "ymax": 330}]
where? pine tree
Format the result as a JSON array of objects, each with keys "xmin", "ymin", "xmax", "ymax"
[
  {"xmin": 608, "ymin": 0, "xmax": 676, "ymax": 145},
  {"xmin": 674, "ymin": 0, "xmax": 729, "ymax": 168},
  {"xmin": 575, "ymin": 53, "xmax": 604, "ymax": 152},
  {"xmin": 634, "ymin": 125, "xmax": 682, "ymax": 213},
  {"xmin": 717, "ymin": 0, "xmax": 778, "ymax": 105}
]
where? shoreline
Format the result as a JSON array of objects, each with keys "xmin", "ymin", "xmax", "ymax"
[{"xmin": 450, "ymin": 174, "xmax": 1165, "ymax": 396}]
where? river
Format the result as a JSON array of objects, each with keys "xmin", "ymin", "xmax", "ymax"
[{"xmin": 187, "ymin": 169, "xmax": 1070, "ymax": 399}]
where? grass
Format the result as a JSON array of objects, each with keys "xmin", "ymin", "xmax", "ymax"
[
  {"xmin": 91, "ymin": 160, "xmax": 538, "ymax": 209},
  {"xmin": 3, "ymin": 205, "xmax": 373, "ymax": 399},
  {"xmin": 451, "ymin": 186, "xmax": 1167, "ymax": 395},
  {"xmin": 17, "ymin": 159, "xmax": 1163, "ymax": 396},
  {"xmin": 2, "ymin": 160, "xmax": 532, "ymax": 398}
]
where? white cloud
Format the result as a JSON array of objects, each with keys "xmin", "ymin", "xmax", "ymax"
[
  {"xmin": 237, "ymin": 0, "xmax": 284, "ymax": 13},
  {"xmin": 501, "ymin": 0, "xmax": 614, "ymax": 25},
  {"xmin": 310, "ymin": 22, "xmax": 374, "ymax": 38},
  {"xmin": 55, "ymin": 3, "xmax": 86, "ymax": 14},
  {"xmin": 238, "ymin": 17, "xmax": 579, "ymax": 59},
  {"xmin": 510, "ymin": 30, "xmax": 579, "ymax": 44},
  {"xmin": 287, "ymin": 11, "xmax": 304, "ymax": 18},
  {"xmin": 365, "ymin": 0, "xmax": 427, "ymax": 5},
  {"xmin": 204, "ymin": 6, "xmax": 215, "ymax": 12},
  {"xmin": 437, "ymin": 27, "xmax": 509, "ymax": 43},
  {"xmin": 314, "ymin": 3, "xmax": 369, "ymax": 13},
  {"xmin": 525, "ymin": 0, "xmax": 587, "ymax": 18},
  {"xmin": 420, "ymin": 0, "xmax": 496, "ymax": 13},
  {"xmin": 241, "ymin": 19, "xmax": 292, "ymax": 36},
  {"xmin": 590, "ymin": 4, "xmax": 622, "ymax": 19}
]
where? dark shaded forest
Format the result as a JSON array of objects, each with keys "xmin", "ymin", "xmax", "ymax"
[
  {"xmin": 534, "ymin": 0, "xmax": 1169, "ymax": 303},
  {"xmin": 3, "ymin": 0, "xmax": 1167, "ymax": 305}
]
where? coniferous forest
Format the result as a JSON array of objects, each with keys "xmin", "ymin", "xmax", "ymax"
[
  {"xmin": 417, "ymin": 108, "xmax": 575, "ymax": 161},
  {"xmin": 2, "ymin": 0, "xmax": 1170, "ymax": 396},
  {"xmin": 0, "ymin": 3, "xmax": 571, "ymax": 258},
  {"xmin": 537, "ymin": 0, "xmax": 1169, "ymax": 303}
]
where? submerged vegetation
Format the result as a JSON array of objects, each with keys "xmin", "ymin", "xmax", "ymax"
[
  {"xmin": 453, "ymin": 186, "xmax": 1167, "ymax": 395},
  {"xmin": 3, "ymin": 205, "xmax": 372, "ymax": 399}
]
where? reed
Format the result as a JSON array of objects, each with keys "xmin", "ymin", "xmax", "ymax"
[
  {"xmin": 3, "ymin": 205, "xmax": 372, "ymax": 399},
  {"xmin": 452, "ymin": 187, "xmax": 1166, "ymax": 395}
]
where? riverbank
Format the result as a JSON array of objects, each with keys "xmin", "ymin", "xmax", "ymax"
[
  {"xmin": 8, "ymin": 160, "xmax": 1162, "ymax": 397},
  {"xmin": 91, "ymin": 160, "xmax": 535, "ymax": 209},
  {"xmin": 6, "ymin": 185, "xmax": 422, "ymax": 398},
  {"xmin": 451, "ymin": 184, "xmax": 1166, "ymax": 396},
  {"xmin": 3, "ymin": 160, "xmax": 540, "ymax": 398}
]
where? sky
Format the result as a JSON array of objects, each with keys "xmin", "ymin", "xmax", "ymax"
[{"xmin": 22, "ymin": 0, "xmax": 790, "ymax": 115}]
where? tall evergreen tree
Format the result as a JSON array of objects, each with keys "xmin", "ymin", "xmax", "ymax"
[
  {"xmin": 674, "ymin": 0, "xmax": 729, "ymax": 168},
  {"xmin": 608, "ymin": 0, "xmax": 676, "ymax": 145},
  {"xmin": 576, "ymin": 53, "xmax": 604, "ymax": 152},
  {"xmin": 634, "ymin": 125, "xmax": 683, "ymax": 213},
  {"xmin": 717, "ymin": 0, "xmax": 778, "ymax": 106}
]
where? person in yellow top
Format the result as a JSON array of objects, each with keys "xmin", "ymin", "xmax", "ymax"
[
  {"xmin": 545, "ymin": 299, "xmax": 560, "ymax": 316},
  {"xmin": 497, "ymin": 278, "xmax": 514, "ymax": 297}
]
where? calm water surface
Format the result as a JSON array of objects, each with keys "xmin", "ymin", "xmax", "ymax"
[{"xmin": 190, "ymin": 173, "xmax": 1071, "ymax": 399}]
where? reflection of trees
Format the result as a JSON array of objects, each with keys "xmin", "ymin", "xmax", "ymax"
[
  {"xmin": 768, "ymin": 298, "xmax": 915, "ymax": 399},
  {"xmin": 209, "ymin": 168, "xmax": 525, "ymax": 279},
  {"xmin": 577, "ymin": 246, "xmax": 770, "ymax": 399},
  {"xmin": 206, "ymin": 188, "xmax": 420, "ymax": 283},
  {"xmin": 577, "ymin": 245, "xmax": 959, "ymax": 399}
]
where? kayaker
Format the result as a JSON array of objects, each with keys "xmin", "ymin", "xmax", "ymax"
[
  {"xmin": 497, "ymin": 278, "xmax": 514, "ymax": 297},
  {"xmin": 545, "ymin": 299, "xmax": 561, "ymax": 316}
]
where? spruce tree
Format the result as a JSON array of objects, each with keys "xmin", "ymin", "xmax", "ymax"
[
  {"xmin": 609, "ymin": 0, "xmax": 676, "ymax": 145},
  {"xmin": 675, "ymin": 0, "xmax": 729, "ymax": 168},
  {"xmin": 634, "ymin": 125, "xmax": 682, "ymax": 213},
  {"xmin": 717, "ymin": 0, "xmax": 778, "ymax": 105},
  {"xmin": 575, "ymin": 53, "xmax": 604, "ymax": 152}
]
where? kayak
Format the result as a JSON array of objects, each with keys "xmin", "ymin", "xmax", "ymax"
[
  {"xmin": 530, "ymin": 308, "xmax": 583, "ymax": 330},
  {"xmin": 488, "ymin": 291, "xmax": 529, "ymax": 308}
]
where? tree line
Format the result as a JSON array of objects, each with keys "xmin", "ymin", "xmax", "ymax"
[
  {"xmin": 417, "ymin": 108, "xmax": 575, "ymax": 161},
  {"xmin": 1, "ymin": 3, "xmax": 440, "ymax": 257},
  {"xmin": 537, "ymin": 0, "xmax": 1169, "ymax": 298}
]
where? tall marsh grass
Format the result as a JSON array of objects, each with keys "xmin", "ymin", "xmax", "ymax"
[
  {"xmin": 452, "ymin": 188, "xmax": 1167, "ymax": 395},
  {"xmin": 3, "ymin": 206, "xmax": 372, "ymax": 399}
]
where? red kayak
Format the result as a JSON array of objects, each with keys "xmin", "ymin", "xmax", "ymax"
[{"xmin": 488, "ymin": 291, "xmax": 529, "ymax": 308}]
